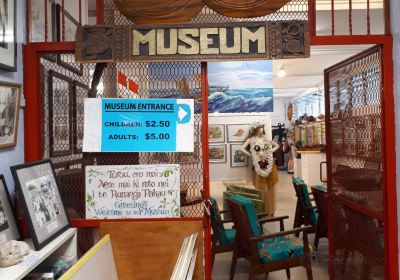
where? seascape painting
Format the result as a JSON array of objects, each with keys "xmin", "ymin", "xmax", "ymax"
[{"xmin": 207, "ymin": 61, "xmax": 273, "ymax": 113}]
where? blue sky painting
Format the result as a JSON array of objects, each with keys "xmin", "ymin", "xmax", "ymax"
[{"xmin": 207, "ymin": 61, "xmax": 273, "ymax": 113}]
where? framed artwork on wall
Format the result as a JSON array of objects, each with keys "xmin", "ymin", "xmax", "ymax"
[
  {"xmin": 0, "ymin": 0, "xmax": 16, "ymax": 71},
  {"xmin": 73, "ymin": 81, "xmax": 89, "ymax": 153},
  {"xmin": 63, "ymin": 10, "xmax": 79, "ymax": 41},
  {"xmin": 227, "ymin": 124, "xmax": 250, "ymax": 142},
  {"xmin": 0, "ymin": 174, "xmax": 20, "ymax": 244},
  {"xmin": 230, "ymin": 144, "xmax": 248, "ymax": 167},
  {"xmin": 0, "ymin": 81, "xmax": 21, "ymax": 149},
  {"xmin": 209, "ymin": 144, "xmax": 226, "ymax": 163},
  {"xmin": 48, "ymin": 70, "xmax": 73, "ymax": 157},
  {"xmin": 10, "ymin": 160, "xmax": 70, "ymax": 250},
  {"xmin": 208, "ymin": 124, "xmax": 225, "ymax": 143}
]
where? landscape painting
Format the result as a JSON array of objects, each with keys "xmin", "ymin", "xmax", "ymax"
[{"xmin": 207, "ymin": 61, "xmax": 273, "ymax": 113}]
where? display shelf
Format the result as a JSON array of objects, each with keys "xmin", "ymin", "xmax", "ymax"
[{"xmin": 0, "ymin": 228, "xmax": 77, "ymax": 280}]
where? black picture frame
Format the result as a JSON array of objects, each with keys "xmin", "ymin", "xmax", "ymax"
[
  {"xmin": 209, "ymin": 144, "xmax": 227, "ymax": 163},
  {"xmin": 48, "ymin": 70, "xmax": 73, "ymax": 157},
  {"xmin": 0, "ymin": 174, "xmax": 20, "ymax": 244},
  {"xmin": 57, "ymin": 53, "xmax": 83, "ymax": 76},
  {"xmin": 0, "ymin": 0, "xmax": 17, "ymax": 71},
  {"xmin": 0, "ymin": 81, "xmax": 21, "ymax": 149},
  {"xmin": 73, "ymin": 80, "xmax": 89, "ymax": 153},
  {"xmin": 10, "ymin": 159, "xmax": 70, "ymax": 250}
]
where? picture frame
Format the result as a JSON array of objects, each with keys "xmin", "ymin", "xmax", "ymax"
[
  {"xmin": 48, "ymin": 70, "xmax": 73, "ymax": 157},
  {"xmin": 227, "ymin": 124, "xmax": 250, "ymax": 142},
  {"xmin": 175, "ymin": 144, "xmax": 200, "ymax": 164},
  {"xmin": 63, "ymin": 10, "xmax": 79, "ymax": 41},
  {"xmin": 208, "ymin": 124, "xmax": 225, "ymax": 143},
  {"xmin": 230, "ymin": 144, "xmax": 248, "ymax": 167},
  {"xmin": 209, "ymin": 144, "xmax": 226, "ymax": 163},
  {"xmin": 30, "ymin": 0, "xmax": 56, "ymax": 42},
  {"xmin": 73, "ymin": 81, "xmax": 89, "ymax": 153},
  {"xmin": 0, "ymin": 174, "xmax": 20, "ymax": 244},
  {"xmin": 0, "ymin": 81, "xmax": 21, "ymax": 149},
  {"xmin": 57, "ymin": 53, "xmax": 83, "ymax": 76},
  {"xmin": 0, "ymin": 0, "xmax": 16, "ymax": 71},
  {"xmin": 10, "ymin": 159, "xmax": 70, "ymax": 250}
]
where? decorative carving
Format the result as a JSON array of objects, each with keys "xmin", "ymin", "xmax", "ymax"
[
  {"xmin": 75, "ymin": 21, "xmax": 309, "ymax": 63},
  {"xmin": 113, "ymin": 0, "xmax": 204, "ymax": 24},
  {"xmin": 203, "ymin": 0, "xmax": 290, "ymax": 18}
]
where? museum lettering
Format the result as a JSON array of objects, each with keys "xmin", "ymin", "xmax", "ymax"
[{"xmin": 132, "ymin": 26, "xmax": 266, "ymax": 56}]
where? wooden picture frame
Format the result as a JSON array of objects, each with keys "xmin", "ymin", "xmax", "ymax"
[
  {"xmin": 230, "ymin": 144, "xmax": 248, "ymax": 167},
  {"xmin": 209, "ymin": 144, "xmax": 226, "ymax": 163},
  {"xmin": 0, "ymin": 81, "xmax": 21, "ymax": 149},
  {"xmin": 208, "ymin": 124, "xmax": 225, "ymax": 143},
  {"xmin": 64, "ymin": 10, "xmax": 79, "ymax": 41},
  {"xmin": 48, "ymin": 70, "xmax": 73, "ymax": 157},
  {"xmin": 57, "ymin": 53, "xmax": 83, "ymax": 76},
  {"xmin": 227, "ymin": 124, "xmax": 250, "ymax": 142},
  {"xmin": 0, "ymin": 174, "xmax": 20, "ymax": 244},
  {"xmin": 0, "ymin": 0, "xmax": 16, "ymax": 71},
  {"xmin": 73, "ymin": 81, "xmax": 89, "ymax": 153},
  {"xmin": 10, "ymin": 160, "xmax": 70, "ymax": 250}
]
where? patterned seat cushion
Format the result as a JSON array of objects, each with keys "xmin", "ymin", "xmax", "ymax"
[
  {"xmin": 229, "ymin": 195, "xmax": 262, "ymax": 236},
  {"xmin": 258, "ymin": 235, "xmax": 305, "ymax": 263}
]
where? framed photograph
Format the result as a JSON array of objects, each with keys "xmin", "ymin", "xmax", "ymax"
[
  {"xmin": 48, "ymin": 70, "xmax": 73, "ymax": 157},
  {"xmin": 10, "ymin": 160, "xmax": 70, "ymax": 250},
  {"xmin": 64, "ymin": 10, "xmax": 78, "ymax": 41},
  {"xmin": 57, "ymin": 53, "xmax": 83, "ymax": 76},
  {"xmin": 0, "ymin": 81, "xmax": 21, "ymax": 149},
  {"xmin": 230, "ymin": 144, "xmax": 248, "ymax": 167},
  {"xmin": 73, "ymin": 81, "xmax": 89, "ymax": 153},
  {"xmin": 209, "ymin": 144, "xmax": 226, "ymax": 163},
  {"xmin": 227, "ymin": 124, "xmax": 250, "ymax": 142},
  {"xmin": 208, "ymin": 124, "xmax": 225, "ymax": 143},
  {"xmin": 0, "ymin": 175, "xmax": 20, "ymax": 244},
  {"xmin": 0, "ymin": 0, "xmax": 16, "ymax": 71}
]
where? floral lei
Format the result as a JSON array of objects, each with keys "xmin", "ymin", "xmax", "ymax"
[{"xmin": 250, "ymin": 135, "xmax": 274, "ymax": 177}]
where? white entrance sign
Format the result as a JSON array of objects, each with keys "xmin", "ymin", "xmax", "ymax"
[{"xmin": 85, "ymin": 164, "xmax": 180, "ymax": 219}]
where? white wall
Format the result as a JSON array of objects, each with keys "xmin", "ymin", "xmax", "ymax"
[
  {"xmin": 390, "ymin": 0, "xmax": 400, "ymax": 268},
  {"xmin": 0, "ymin": 0, "xmax": 25, "ymax": 197}
]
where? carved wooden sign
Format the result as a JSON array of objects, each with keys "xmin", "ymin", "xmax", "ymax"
[{"xmin": 75, "ymin": 21, "xmax": 309, "ymax": 62}]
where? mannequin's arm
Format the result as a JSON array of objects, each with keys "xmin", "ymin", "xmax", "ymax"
[
  {"xmin": 240, "ymin": 139, "xmax": 251, "ymax": 157},
  {"xmin": 271, "ymin": 140, "xmax": 280, "ymax": 153}
]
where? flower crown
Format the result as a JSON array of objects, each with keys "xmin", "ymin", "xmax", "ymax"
[{"xmin": 250, "ymin": 120, "xmax": 266, "ymax": 129}]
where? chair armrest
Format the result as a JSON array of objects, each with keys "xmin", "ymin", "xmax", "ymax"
[
  {"xmin": 219, "ymin": 210, "xmax": 230, "ymax": 214},
  {"xmin": 222, "ymin": 219, "xmax": 233, "ymax": 224},
  {"xmin": 258, "ymin": 215, "xmax": 289, "ymax": 224},
  {"xmin": 250, "ymin": 226, "xmax": 314, "ymax": 243}
]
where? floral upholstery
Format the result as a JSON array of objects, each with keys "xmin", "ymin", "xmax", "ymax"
[
  {"xmin": 210, "ymin": 196, "xmax": 235, "ymax": 245},
  {"xmin": 258, "ymin": 235, "xmax": 305, "ymax": 263}
]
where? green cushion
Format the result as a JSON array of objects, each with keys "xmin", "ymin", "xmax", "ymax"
[
  {"xmin": 299, "ymin": 184, "xmax": 317, "ymax": 225},
  {"xmin": 293, "ymin": 177, "xmax": 303, "ymax": 184},
  {"xmin": 313, "ymin": 185, "xmax": 327, "ymax": 192},
  {"xmin": 223, "ymin": 191, "xmax": 265, "ymax": 219},
  {"xmin": 226, "ymin": 185, "xmax": 262, "ymax": 198},
  {"xmin": 210, "ymin": 196, "xmax": 234, "ymax": 245},
  {"xmin": 229, "ymin": 195, "xmax": 262, "ymax": 236},
  {"xmin": 225, "ymin": 228, "xmax": 236, "ymax": 244},
  {"xmin": 258, "ymin": 235, "xmax": 305, "ymax": 263}
]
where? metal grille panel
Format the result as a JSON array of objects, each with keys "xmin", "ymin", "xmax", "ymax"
[{"xmin": 326, "ymin": 46, "xmax": 384, "ymax": 280}]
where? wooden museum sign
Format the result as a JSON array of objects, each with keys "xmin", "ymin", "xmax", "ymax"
[{"xmin": 75, "ymin": 21, "xmax": 310, "ymax": 62}]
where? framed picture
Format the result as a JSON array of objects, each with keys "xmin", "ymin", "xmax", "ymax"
[
  {"xmin": 10, "ymin": 159, "xmax": 70, "ymax": 250},
  {"xmin": 64, "ymin": 10, "xmax": 78, "ymax": 41},
  {"xmin": 208, "ymin": 124, "xmax": 225, "ymax": 143},
  {"xmin": 73, "ymin": 81, "xmax": 89, "ymax": 152},
  {"xmin": 209, "ymin": 144, "xmax": 226, "ymax": 163},
  {"xmin": 0, "ymin": 0, "xmax": 16, "ymax": 71},
  {"xmin": 30, "ymin": 0, "xmax": 56, "ymax": 42},
  {"xmin": 57, "ymin": 54, "xmax": 83, "ymax": 76},
  {"xmin": 227, "ymin": 124, "xmax": 250, "ymax": 142},
  {"xmin": 175, "ymin": 144, "xmax": 200, "ymax": 164},
  {"xmin": 230, "ymin": 144, "xmax": 248, "ymax": 167},
  {"xmin": 0, "ymin": 81, "xmax": 21, "ymax": 149},
  {"xmin": 0, "ymin": 175, "xmax": 20, "ymax": 244},
  {"xmin": 48, "ymin": 70, "xmax": 73, "ymax": 157}
]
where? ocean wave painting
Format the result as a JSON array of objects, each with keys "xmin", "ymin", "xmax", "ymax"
[{"xmin": 208, "ymin": 61, "xmax": 273, "ymax": 113}]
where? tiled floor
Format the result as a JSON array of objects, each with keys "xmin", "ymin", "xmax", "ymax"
[{"xmin": 210, "ymin": 172, "xmax": 329, "ymax": 280}]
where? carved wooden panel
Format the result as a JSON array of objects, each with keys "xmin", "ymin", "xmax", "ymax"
[
  {"xmin": 203, "ymin": 0, "xmax": 291, "ymax": 18},
  {"xmin": 113, "ymin": 0, "xmax": 204, "ymax": 24}
]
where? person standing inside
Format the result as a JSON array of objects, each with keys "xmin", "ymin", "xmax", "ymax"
[{"xmin": 240, "ymin": 120, "xmax": 280, "ymax": 217}]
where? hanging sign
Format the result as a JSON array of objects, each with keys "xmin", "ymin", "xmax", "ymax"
[
  {"xmin": 75, "ymin": 21, "xmax": 309, "ymax": 62},
  {"xmin": 85, "ymin": 164, "xmax": 180, "ymax": 219},
  {"xmin": 83, "ymin": 98, "xmax": 193, "ymax": 152}
]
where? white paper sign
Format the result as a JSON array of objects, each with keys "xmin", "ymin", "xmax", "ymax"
[{"xmin": 85, "ymin": 165, "xmax": 180, "ymax": 219}]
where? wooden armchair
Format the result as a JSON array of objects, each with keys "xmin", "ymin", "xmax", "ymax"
[
  {"xmin": 310, "ymin": 185, "xmax": 328, "ymax": 251},
  {"xmin": 227, "ymin": 195, "xmax": 313, "ymax": 280},
  {"xmin": 292, "ymin": 178, "xmax": 318, "ymax": 230}
]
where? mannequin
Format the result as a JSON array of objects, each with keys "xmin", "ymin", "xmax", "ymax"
[{"xmin": 240, "ymin": 121, "xmax": 279, "ymax": 216}]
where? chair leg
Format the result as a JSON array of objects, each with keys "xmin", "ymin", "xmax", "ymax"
[
  {"xmin": 248, "ymin": 266, "xmax": 256, "ymax": 280},
  {"xmin": 286, "ymin": 268, "xmax": 291, "ymax": 279},
  {"xmin": 229, "ymin": 248, "xmax": 238, "ymax": 280},
  {"xmin": 305, "ymin": 264, "xmax": 313, "ymax": 280},
  {"xmin": 314, "ymin": 230, "xmax": 320, "ymax": 253}
]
